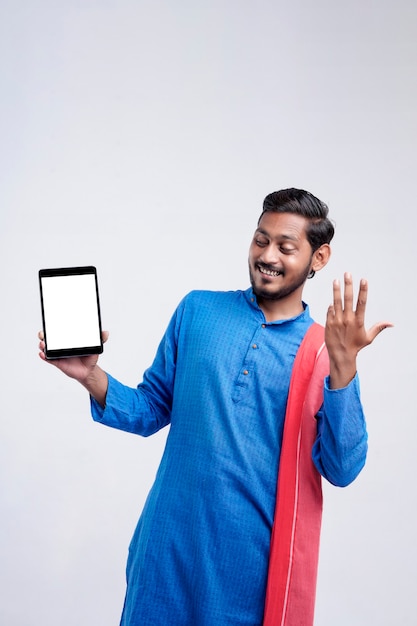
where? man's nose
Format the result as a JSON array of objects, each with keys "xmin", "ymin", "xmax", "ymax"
[{"xmin": 260, "ymin": 244, "xmax": 280, "ymax": 264}]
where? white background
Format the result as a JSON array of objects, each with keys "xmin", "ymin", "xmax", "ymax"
[{"xmin": 1, "ymin": 1, "xmax": 415, "ymax": 624}]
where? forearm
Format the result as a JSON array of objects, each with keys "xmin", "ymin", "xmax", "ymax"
[
  {"xmin": 313, "ymin": 374, "xmax": 368, "ymax": 486},
  {"xmin": 80, "ymin": 365, "xmax": 109, "ymax": 408},
  {"xmin": 91, "ymin": 373, "xmax": 172, "ymax": 436}
]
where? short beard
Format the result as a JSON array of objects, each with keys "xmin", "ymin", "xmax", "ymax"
[{"xmin": 249, "ymin": 260, "xmax": 312, "ymax": 302}]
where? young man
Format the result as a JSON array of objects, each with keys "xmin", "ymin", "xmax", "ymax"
[{"xmin": 39, "ymin": 188, "xmax": 392, "ymax": 625}]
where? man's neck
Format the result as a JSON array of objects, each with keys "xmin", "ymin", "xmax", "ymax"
[{"xmin": 258, "ymin": 298, "xmax": 305, "ymax": 322}]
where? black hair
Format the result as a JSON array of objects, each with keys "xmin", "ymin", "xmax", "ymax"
[{"xmin": 259, "ymin": 188, "xmax": 335, "ymax": 252}]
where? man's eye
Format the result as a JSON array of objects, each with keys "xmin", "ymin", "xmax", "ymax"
[
  {"xmin": 255, "ymin": 239, "xmax": 268, "ymax": 247},
  {"xmin": 280, "ymin": 246, "xmax": 295, "ymax": 254}
]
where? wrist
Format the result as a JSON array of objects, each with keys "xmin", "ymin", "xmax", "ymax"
[
  {"xmin": 82, "ymin": 364, "xmax": 104, "ymax": 390},
  {"xmin": 328, "ymin": 356, "xmax": 357, "ymax": 390},
  {"xmin": 82, "ymin": 365, "xmax": 108, "ymax": 408}
]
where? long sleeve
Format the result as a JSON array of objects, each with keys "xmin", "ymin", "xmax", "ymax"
[
  {"xmin": 90, "ymin": 303, "xmax": 182, "ymax": 436},
  {"xmin": 312, "ymin": 374, "xmax": 368, "ymax": 487}
]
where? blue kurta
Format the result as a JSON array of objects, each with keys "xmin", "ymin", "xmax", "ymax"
[{"xmin": 91, "ymin": 289, "xmax": 367, "ymax": 625}]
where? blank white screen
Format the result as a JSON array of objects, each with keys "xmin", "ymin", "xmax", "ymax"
[{"xmin": 41, "ymin": 274, "xmax": 101, "ymax": 350}]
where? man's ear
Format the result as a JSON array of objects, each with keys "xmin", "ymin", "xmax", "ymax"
[{"xmin": 311, "ymin": 243, "xmax": 331, "ymax": 273}]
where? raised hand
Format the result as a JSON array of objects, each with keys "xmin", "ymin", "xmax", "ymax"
[{"xmin": 325, "ymin": 273, "xmax": 393, "ymax": 389}]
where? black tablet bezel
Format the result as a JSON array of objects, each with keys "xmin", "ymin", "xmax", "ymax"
[{"xmin": 39, "ymin": 265, "xmax": 103, "ymax": 359}]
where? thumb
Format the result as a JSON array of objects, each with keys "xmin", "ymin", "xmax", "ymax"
[{"xmin": 367, "ymin": 321, "xmax": 394, "ymax": 344}]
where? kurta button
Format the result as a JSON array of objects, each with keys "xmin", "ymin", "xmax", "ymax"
[
  {"xmin": 261, "ymin": 324, "xmax": 266, "ymax": 328},
  {"xmin": 243, "ymin": 370, "xmax": 249, "ymax": 375},
  {"xmin": 252, "ymin": 344, "xmax": 258, "ymax": 349}
]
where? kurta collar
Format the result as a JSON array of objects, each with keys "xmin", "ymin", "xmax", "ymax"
[{"xmin": 243, "ymin": 287, "xmax": 312, "ymax": 325}]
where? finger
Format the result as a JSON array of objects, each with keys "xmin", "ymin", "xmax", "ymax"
[
  {"xmin": 102, "ymin": 330, "xmax": 109, "ymax": 343},
  {"xmin": 367, "ymin": 321, "xmax": 394, "ymax": 344},
  {"xmin": 38, "ymin": 330, "xmax": 44, "ymax": 340},
  {"xmin": 326, "ymin": 304, "xmax": 335, "ymax": 325},
  {"xmin": 355, "ymin": 278, "xmax": 368, "ymax": 325},
  {"xmin": 343, "ymin": 272, "xmax": 354, "ymax": 312},
  {"xmin": 332, "ymin": 279, "xmax": 342, "ymax": 314}
]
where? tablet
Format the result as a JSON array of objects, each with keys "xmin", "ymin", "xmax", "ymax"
[{"xmin": 39, "ymin": 266, "xmax": 103, "ymax": 359}]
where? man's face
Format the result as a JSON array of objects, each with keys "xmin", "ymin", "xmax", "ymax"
[{"xmin": 248, "ymin": 211, "xmax": 314, "ymax": 304}]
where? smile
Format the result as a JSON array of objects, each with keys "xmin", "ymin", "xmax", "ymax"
[{"xmin": 258, "ymin": 265, "xmax": 282, "ymax": 277}]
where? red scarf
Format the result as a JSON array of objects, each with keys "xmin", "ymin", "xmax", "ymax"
[{"xmin": 263, "ymin": 323, "xmax": 329, "ymax": 626}]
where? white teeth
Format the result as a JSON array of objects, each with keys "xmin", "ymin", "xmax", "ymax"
[{"xmin": 259, "ymin": 266, "xmax": 281, "ymax": 277}]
